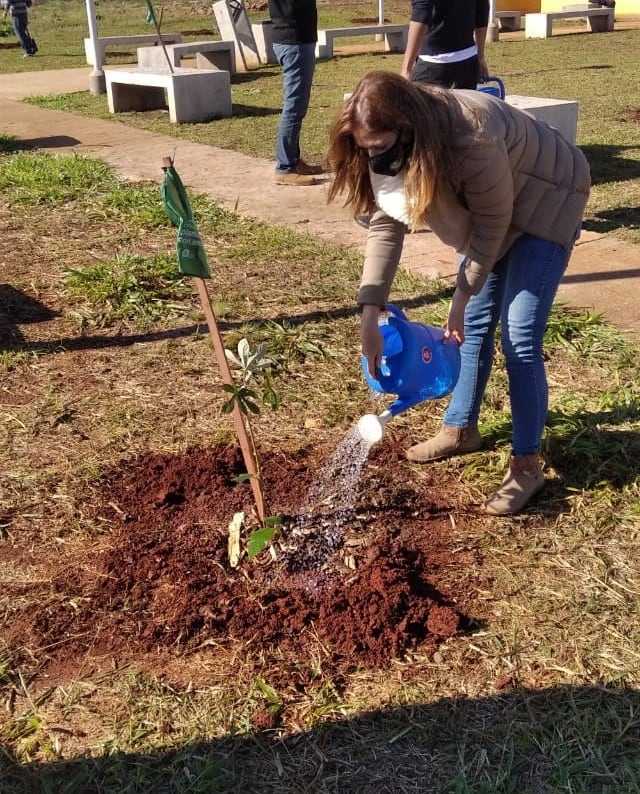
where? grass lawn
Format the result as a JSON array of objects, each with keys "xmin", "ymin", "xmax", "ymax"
[
  {"xmin": 3, "ymin": 1, "xmax": 640, "ymax": 242},
  {"xmin": 1, "ymin": 5, "xmax": 640, "ymax": 792}
]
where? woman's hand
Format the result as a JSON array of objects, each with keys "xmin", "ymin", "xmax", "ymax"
[
  {"xmin": 445, "ymin": 288, "xmax": 470, "ymax": 345},
  {"xmin": 361, "ymin": 304, "xmax": 384, "ymax": 377}
]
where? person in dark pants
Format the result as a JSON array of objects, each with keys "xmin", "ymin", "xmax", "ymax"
[
  {"xmin": 401, "ymin": 0, "xmax": 489, "ymax": 89},
  {"xmin": 6, "ymin": 0, "xmax": 37, "ymax": 57},
  {"xmin": 356, "ymin": 0, "xmax": 490, "ymax": 228},
  {"xmin": 268, "ymin": 0, "xmax": 323, "ymax": 186}
]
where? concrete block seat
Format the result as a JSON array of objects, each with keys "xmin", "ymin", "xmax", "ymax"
[
  {"xmin": 524, "ymin": 8, "xmax": 614, "ymax": 38},
  {"xmin": 137, "ymin": 40, "xmax": 236, "ymax": 75},
  {"xmin": 505, "ymin": 95, "xmax": 579, "ymax": 145},
  {"xmin": 104, "ymin": 67, "xmax": 232, "ymax": 124},
  {"xmin": 494, "ymin": 10, "xmax": 522, "ymax": 31},
  {"xmin": 84, "ymin": 34, "xmax": 182, "ymax": 66},
  {"xmin": 315, "ymin": 24, "xmax": 408, "ymax": 59}
]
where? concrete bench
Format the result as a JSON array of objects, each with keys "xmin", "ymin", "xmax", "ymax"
[
  {"xmin": 137, "ymin": 40, "xmax": 236, "ymax": 74},
  {"xmin": 505, "ymin": 95, "xmax": 578, "ymax": 145},
  {"xmin": 525, "ymin": 8, "xmax": 613, "ymax": 38},
  {"xmin": 315, "ymin": 24, "xmax": 408, "ymax": 59},
  {"xmin": 103, "ymin": 67, "xmax": 232, "ymax": 124},
  {"xmin": 494, "ymin": 10, "xmax": 522, "ymax": 31},
  {"xmin": 84, "ymin": 33, "xmax": 182, "ymax": 66}
]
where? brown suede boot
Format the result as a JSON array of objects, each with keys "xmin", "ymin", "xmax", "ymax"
[
  {"xmin": 483, "ymin": 453, "xmax": 545, "ymax": 516},
  {"xmin": 406, "ymin": 425, "xmax": 482, "ymax": 463}
]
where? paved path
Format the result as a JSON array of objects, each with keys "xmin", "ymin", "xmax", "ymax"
[{"xmin": 1, "ymin": 67, "xmax": 639, "ymax": 338}]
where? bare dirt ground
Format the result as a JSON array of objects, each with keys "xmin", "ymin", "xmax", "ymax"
[{"xmin": 4, "ymin": 440, "xmax": 487, "ymax": 701}]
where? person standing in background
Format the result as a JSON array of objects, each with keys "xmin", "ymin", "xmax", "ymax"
[
  {"xmin": 269, "ymin": 0, "xmax": 323, "ymax": 186},
  {"xmin": 6, "ymin": 0, "xmax": 37, "ymax": 58},
  {"xmin": 355, "ymin": 0, "xmax": 489, "ymax": 228},
  {"xmin": 401, "ymin": 0, "xmax": 490, "ymax": 89}
]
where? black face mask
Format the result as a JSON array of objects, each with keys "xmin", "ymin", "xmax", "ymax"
[{"xmin": 368, "ymin": 136, "xmax": 412, "ymax": 176}]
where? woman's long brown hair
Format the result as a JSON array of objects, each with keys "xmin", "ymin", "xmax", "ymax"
[{"xmin": 327, "ymin": 70, "xmax": 474, "ymax": 230}]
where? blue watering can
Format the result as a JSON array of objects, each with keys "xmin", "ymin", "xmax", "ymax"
[
  {"xmin": 476, "ymin": 76, "xmax": 506, "ymax": 100},
  {"xmin": 357, "ymin": 305, "xmax": 461, "ymax": 443}
]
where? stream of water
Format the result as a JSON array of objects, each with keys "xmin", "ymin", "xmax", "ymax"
[{"xmin": 285, "ymin": 426, "xmax": 373, "ymax": 572}]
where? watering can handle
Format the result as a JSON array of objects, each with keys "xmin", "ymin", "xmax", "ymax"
[
  {"xmin": 478, "ymin": 76, "xmax": 506, "ymax": 100},
  {"xmin": 384, "ymin": 304, "xmax": 408, "ymax": 322}
]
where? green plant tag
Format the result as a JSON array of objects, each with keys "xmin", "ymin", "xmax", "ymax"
[{"xmin": 175, "ymin": 218, "xmax": 210, "ymax": 278}]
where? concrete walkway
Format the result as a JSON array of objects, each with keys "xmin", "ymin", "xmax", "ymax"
[{"xmin": 1, "ymin": 67, "xmax": 639, "ymax": 339}]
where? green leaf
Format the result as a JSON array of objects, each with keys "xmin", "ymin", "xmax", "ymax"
[
  {"xmin": 241, "ymin": 398, "xmax": 261, "ymax": 414},
  {"xmin": 254, "ymin": 676, "xmax": 282, "ymax": 707},
  {"xmin": 221, "ymin": 396, "xmax": 236, "ymax": 413},
  {"xmin": 247, "ymin": 527, "xmax": 275, "ymax": 559}
]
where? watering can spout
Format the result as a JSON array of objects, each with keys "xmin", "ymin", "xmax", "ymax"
[
  {"xmin": 357, "ymin": 410, "xmax": 392, "ymax": 444},
  {"xmin": 388, "ymin": 394, "xmax": 423, "ymax": 417}
]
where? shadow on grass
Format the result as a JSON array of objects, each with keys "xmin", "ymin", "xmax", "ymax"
[
  {"xmin": 545, "ymin": 404, "xmax": 640, "ymax": 491},
  {"xmin": 582, "ymin": 205, "xmax": 640, "ymax": 236},
  {"xmin": 0, "ymin": 284, "xmax": 60, "ymax": 349},
  {"xmin": 581, "ymin": 144, "xmax": 640, "ymax": 187},
  {"xmin": 231, "ymin": 67, "xmax": 281, "ymax": 85},
  {"xmin": 1, "ymin": 685, "xmax": 639, "ymax": 792},
  {"xmin": 0, "ymin": 288, "xmax": 454, "ymax": 356},
  {"xmin": 230, "ymin": 103, "xmax": 281, "ymax": 119}
]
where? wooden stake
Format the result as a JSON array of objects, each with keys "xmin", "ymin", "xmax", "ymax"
[
  {"xmin": 194, "ymin": 277, "xmax": 266, "ymax": 523},
  {"xmin": 162, "ymin": 155, "xmax": 266, "ymax": 522}
]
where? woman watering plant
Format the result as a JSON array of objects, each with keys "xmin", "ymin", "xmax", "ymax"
[{"xmin": 327, "ymin": 71, "xmax": 590, "ymax": 515}]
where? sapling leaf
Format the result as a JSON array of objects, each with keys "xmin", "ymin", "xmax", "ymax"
[
  {"xmin": 247, "ymin": 527, "xmax": 275, "ymax": 559},
  {"xmin": 241, "ymin": 398, "xmax": 261, "ymax": 414},
  {"xmin": 237, "ymin": 338, "xmax": 251, "ymax": 368},
  {"xmin": 224, "ymin": 348, "xmax": 242, "ymax": 368},
  {"xmin": 262, "ymin": 371, "xmax": 280, "ymax": 410},
  {"xmin": 222, "ymin": 396, "xmax": 237, "ymax": 413}
]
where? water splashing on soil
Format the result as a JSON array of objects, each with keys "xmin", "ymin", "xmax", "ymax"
[{"xmin": 286, "ymin": 427, "xmax": 372, "ymax": 572}]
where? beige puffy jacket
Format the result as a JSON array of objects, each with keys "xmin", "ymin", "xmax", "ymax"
[{"xmin": 358, "ymin": 88, "xmax": 591, "ymax": 305}]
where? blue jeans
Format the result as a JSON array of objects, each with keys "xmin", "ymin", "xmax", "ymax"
[
  {"xmin": 273, "ymin": 42, "xmax": 316, "ymax": 173},
  {"xmin": 444, "ymin": 233, "xmax": 574, "ymax": 456},
  {"xmin": 12, "ymin": 12, "xmax": 33, "ymax": 55}
]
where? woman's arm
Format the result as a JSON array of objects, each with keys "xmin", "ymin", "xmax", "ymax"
[
  {"xmin": 358, "ymin": 210, "xmax": 406, "ymax": 307},
  {"xmin": 358, "ymin": 211, "xmax": 406, "ymax": 376}
]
